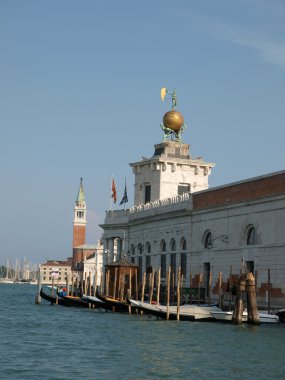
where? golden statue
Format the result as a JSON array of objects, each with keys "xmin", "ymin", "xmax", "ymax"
[{"xmin": 160, "ymin": 88, "xmax": 187, "ymax": 143}]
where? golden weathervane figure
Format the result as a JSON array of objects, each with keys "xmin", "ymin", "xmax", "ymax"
[{"xmin": 160, "ymin": 88, "xmax": 187, "ymax": 143}]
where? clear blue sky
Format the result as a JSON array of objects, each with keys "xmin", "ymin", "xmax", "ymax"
[{"xmin": 1, "ymin": 0, "xmax": 284, "ymax": 265}]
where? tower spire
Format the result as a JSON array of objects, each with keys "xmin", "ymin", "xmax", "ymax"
[{"xmin": 73, "ymin": 177, "xmax": 87, "ymax": 248}]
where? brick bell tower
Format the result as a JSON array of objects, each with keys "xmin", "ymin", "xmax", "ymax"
[{"xmin": 73, "ymin": 178, "xmax": 86, "ymax": 249}]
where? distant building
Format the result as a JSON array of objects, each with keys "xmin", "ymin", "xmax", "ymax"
[{"xmin": 39, "ymin": 258, "xmax": 73, "ymax": 285}]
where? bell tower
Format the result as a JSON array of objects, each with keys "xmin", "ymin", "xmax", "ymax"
[{"xmin": 73, "ymin": 178, "xmax": 87, "ymax": 248}]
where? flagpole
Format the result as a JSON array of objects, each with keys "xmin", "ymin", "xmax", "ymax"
[{"xmin": 110, "ymin": 175, "xmax": 113, "ymax": 211}]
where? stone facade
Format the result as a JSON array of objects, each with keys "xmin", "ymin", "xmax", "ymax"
[{"xmin": 100, "ymin": 141, "xmax": 285, "ymax": 308}]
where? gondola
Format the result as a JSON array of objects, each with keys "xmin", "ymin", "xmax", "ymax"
[
  {"xmin": 40, "ymin": 287, "xmax": 89, "ymax": 308},
  {"xmin": 95, "ymin": 293, "xmax": 133, "ymax": 313}
]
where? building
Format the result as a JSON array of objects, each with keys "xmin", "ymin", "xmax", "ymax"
[
  {"xmin": 39, "ymin": 258, "xmax": 73, "ymax": 285},
  {"xmin": 100, "ymin": 109, "xmax": 285, "ymax": 307}
]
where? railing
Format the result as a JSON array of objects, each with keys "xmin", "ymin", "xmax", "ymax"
[{"xmin": 104, "ymin": 193, "xmax": 192, "ymax": 225}]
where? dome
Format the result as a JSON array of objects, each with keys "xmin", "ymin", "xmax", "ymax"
[{"xmin": 163, "ymin": 110, "xmax": 184, "ymax": 132}]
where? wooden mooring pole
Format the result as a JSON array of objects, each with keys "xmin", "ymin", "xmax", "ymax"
[
  {"xmin": 246, "ymin": 272, "xmax": 259, "ymax": 325},
  {"xmin": 232, "ymin": 274, "xmax": 246, "ymax": 324},
  {"xmin": 35, "ymin": 272, "xmax": 42, "ymax": 304},
  {"xmin": 141, "ymin": 272, "xmax": 146, "ymax": 316},
  {"xmin": 166, "ymin": 267, "xmax": 171, "ymax": 321},
  {"xmin": 157, "ymin": 268, "xmax": 161, "ymax": 306},
  {"xmin": 177, "ymin": 267, "xmax": 181, "ymax": 321},
  {"xmin": 267, "ymin": 269, "xmax": 271, "ymax": 314}
]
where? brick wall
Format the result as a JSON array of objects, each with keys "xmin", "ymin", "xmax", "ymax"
[
  {"xmin": 193, "ymin": 172, "xmax": 285, "ymax": 210},
  {"xmin": 72, "ymin": 225, "xmax": 86, "ymax": 248}
]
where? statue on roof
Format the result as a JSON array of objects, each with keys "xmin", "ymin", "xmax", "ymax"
[{"xmin": 160, "ymin": 88, "xmax": 187, "ymax": 143}]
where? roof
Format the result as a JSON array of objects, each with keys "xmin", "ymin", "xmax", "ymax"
[
  {"xmin": 76, "ymin": 177, "xmax": 85, "ymax": 204},
  {"xmin": 74, "ymin": 244, "xmax": 97, "ymax": 250}
]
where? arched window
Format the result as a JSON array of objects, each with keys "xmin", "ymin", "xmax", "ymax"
[
  {"xmin": 204, "ymin": 231, "xmax": 212, "ymax": 249},
  {"xmin": 138, "ymin": 243, "xmax": 143, "ymax": 254},
  {"xmin": 161, "ymin": 240, "xmax": 166, "ymax": 252},
  {"xmin": 171, "ymin": 239, "xmax": 176, "ymax": 251},
  {"xmin": 181, "ymin": 237, "xmax": 187, "ymax": 251},
  {"xmin": 146, "ymin": 242, "xmax": 151, "ymax": 253},
  {"xmin": 247, "ymin": 226, "xmax": 256, "ymax": 245}
]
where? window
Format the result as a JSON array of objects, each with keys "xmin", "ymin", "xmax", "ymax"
[
  {"xmin": 181, "ymin": 238, "xmax": 187, "ymax": 251},
  {"xmin": 171, "ymin": 239, "xmax": 176, "ymax": 251},
  {"xmin": 205, "ymin": 231, "xmax": 212, "ymax": 249},
  {"xmin": 161, "ymin": 240, "xmax": 166, "ymax": 252},
  {"xmin": 247, "ymin": 226, "xmax": 256, "ymax": 245},
  {"xmin": 178, "ymin": 184, "xmax": 190, "ymax": 195},
  {"xmin": 145, "ymin": 185, "xmax": 151, "ymax": 204},
  {"xmin": 138, "ymin": 244, "xmax": 143, "ymax": 254}
]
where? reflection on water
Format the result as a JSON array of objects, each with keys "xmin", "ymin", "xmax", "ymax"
[{"xmin": 0, "ymin": 285, "xmax": 285, "ymax": 379}]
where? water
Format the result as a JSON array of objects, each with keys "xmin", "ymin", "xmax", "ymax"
[{"xmin": 0, "ymin": 285, "xmax": 285, "ymax": 380}]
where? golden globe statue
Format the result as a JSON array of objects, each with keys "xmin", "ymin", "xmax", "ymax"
[{"xmin": 160, "ymin": 88, "xmax": 187, "ymax": 142}]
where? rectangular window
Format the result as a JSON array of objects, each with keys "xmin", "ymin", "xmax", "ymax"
[
  {"xmin": 145, "ymin": 185, "xmax": 151, "ymax": 204},
  {"xmin": 178, "ymin": 184, "xmax": 190, "ymax": 195}
]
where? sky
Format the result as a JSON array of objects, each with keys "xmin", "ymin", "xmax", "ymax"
[{"xmin": 1, "ymin": 0, "xmax": 285, "ymax": 266}]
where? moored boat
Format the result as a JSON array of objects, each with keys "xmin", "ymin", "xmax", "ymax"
[
  {"xmin": 130, "ymin": 299, "xmax": 221, "ymax": 321},
  {"xmin": 210, "ymin": 310, "xmax": 280, "ymax": 324},
  {"xmin": 96, "ymin": 293, "xmax": 132, "ymax": 313}
]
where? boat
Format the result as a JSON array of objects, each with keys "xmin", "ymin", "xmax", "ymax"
[
  {"xmin": 40, "ymin": 287, "xmax": 90, "ymax": 308},
  {"xmin": 82, "ymin": 294, "xmax": 113, "ymax": 310},
  {"xmin": 210, "ymin": 310, "xmax": 280, "ymax": 324},
  {"xmin": 96, "ymin": 293, "xmax": 133, "ymax": 313},
  {"xmin": 129, "ymin": 299, "xmax": 221, "ymax": 321},
  {"xmin": 275, "ymin": 309, "xmax": 285, "ymax": 323}
]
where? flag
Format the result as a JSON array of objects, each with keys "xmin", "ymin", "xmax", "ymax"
[
  {"xmin": 161, "ymin": 87, "xmax": 167, "ymax": 101},
  {"xmin": 111, "ymin": 177, "xmax": 117, "ymax": 203},
  {"xmin": 119, "ymin": 180, "xmax": 128, "ymax": 205}
]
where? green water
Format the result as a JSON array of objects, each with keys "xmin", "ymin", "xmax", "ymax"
[{"xmin": 0, "ymin": 284, "xmax": 285, "ymax": 379}]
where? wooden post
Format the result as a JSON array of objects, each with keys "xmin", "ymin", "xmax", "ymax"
[
  {"xmin": 94, "ymin": 270, "xmax": 97, "ymax": 296},
  {"xmin": 189, "ymin": 273, "xmax": 192, "ymax": 304},
  {"xmin": 267, "ymin": 269, "xmax": 271, "ymax": 314},
  {"xmin": 208, "ymin": 271, "xmax": 212, "ymax": 306},
  {"xmin": 218, "ymin": 272, "xmax": 222, "ymax": 309},
  {"xmin": 51, "ymin": 276, "xmax": 55, "ymax": 297},
  {"xmin": 135, "ymin": 268, "xmax": 138, "ymax": 301},
  {"xmin": 246, "ymin": 272, "xmax": 259, "ymax": 324},
  {"xmin": 89, "ymin": 274, "xmax": 92, "ymax": 296},
  {"xmin": 35, "ymin": 271, "xmax": 42, "ymax": 304},
  {"xmin": 177, "ymin": 267, "xmax": 181, "ymax": 321},
  {"xmin": 166, "ymin": 267, "xmax": 171, "ymax": 321},
  {"xmin": 56, "ymin": 277, "xmax": 59, "ymax": 305},
  {"xmin": 106, "ymin": 270, "xmax": 110, "ymax": 297},
  {"xmin": 84, "ymin": 272, "xmax": 87, "ymax": 295},
  {"xmin": 100, "ymin": 270, "xmax": 103, "ymax": 294},
  {"xmin": 228, "ymin": 265, "xmax": 233, "ymax": 311},
  {"xmin": 150, "ymin": 271, "xmax": 155, "ymax": 304},
  {"xmin": 198, "ymin": 273, "xmax": 202, "ymax": 305},
  {"xmin": 254, "ymin": 270, "xmax": 258, "ymax": 296},
  {"xmin": 129, "ymin": 269, "xmax": 132, "ymax": 314},
  {"xmin": 232, "ymin": 275, "xmax": 246, "ymax": 324},
  {"xmin": 66, "ymin": 274, "xmax": 69, "ymax": 297},
  {"xmin": 157, "ymin": 268, "xmax": 161, "ymax": 306},
  {"xmin": 113, "ymin": 268, "xmax": 118, "ymax": 299},
  {"xmin": 71, "ymin": 273, "xmax": 74, "ymax": 296},
  {"xmin": 140, "ymin": 272, "xmax": 146, "ymax": 316}
]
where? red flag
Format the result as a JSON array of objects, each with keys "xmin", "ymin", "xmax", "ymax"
[{"xmin": 112, "ymin": 177, "xmax": 117, "ymax": 203}]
